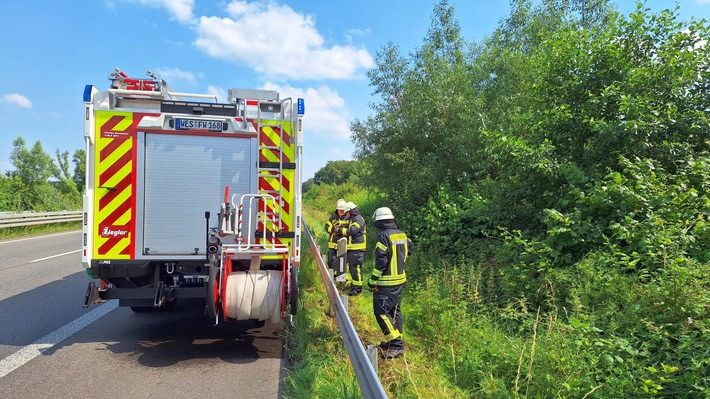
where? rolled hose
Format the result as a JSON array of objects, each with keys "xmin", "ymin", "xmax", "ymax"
[{"xmin": 224, "ymin": 270, "xmax": 283, "ymax": 324}]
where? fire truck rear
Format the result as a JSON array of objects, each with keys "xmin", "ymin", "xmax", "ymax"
[{"xmin": 82, "ymin": 68, "xmax": 303, "ymax": 326}]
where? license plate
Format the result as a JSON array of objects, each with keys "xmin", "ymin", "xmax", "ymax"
[{"xmin": 175, "ymin": 118, "xmax": 223, "ymax": 132}]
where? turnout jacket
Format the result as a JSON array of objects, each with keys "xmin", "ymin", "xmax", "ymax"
[
  {"xmin": 371, "ymin": 221, "xmax": 413, "ymax": 287},
  {"xmin": 325, "ymin": 210, "xmax": 346, "ymax": 250},
  {"xmin": 338, "ymin": 208, "xmax": 366, "ymax": 251}
]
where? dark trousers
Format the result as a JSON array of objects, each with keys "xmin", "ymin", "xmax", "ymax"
[
  {"xmin": 327, "ymin": 248, "xmax": 337, "ymax": 269},
  {"xmin": 346, "ymin": 250, "xmax": 364, "ymax": 287},
  {"xmin": 373, "ymin": 284, "xmax": 405, "ymax": 349},
  {"xmin": 328, "ymin": 247, "xmax": 347, "ymax": 276}
]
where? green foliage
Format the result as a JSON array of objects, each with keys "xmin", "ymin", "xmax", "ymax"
[
  {"xmin": 2, "ymin": 137, "xmax": 81, "ymax": 211},
  {"xmin": 307, "ymin": 160, "xmax": 364, "ymax": 188},
  {"xmin": 346, "ymin": 0, "xmax": 710, "ymax": 397},
  {"xmin": 72, "ymin": 149, "xmax": 86, "ymax": 193}
]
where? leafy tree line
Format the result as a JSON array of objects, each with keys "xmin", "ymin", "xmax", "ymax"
[
  {"xmin": 0, "ymin": 137, "xmax": 84, "ymax": 212},
  {"xmin": 335, "ymin": 0, "xmax": 710, "ymax": 397}
]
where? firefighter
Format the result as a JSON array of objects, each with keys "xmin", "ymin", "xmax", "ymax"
[
  {"xmin": 368, "ymin": 207, "xmax": 412, "ymax": 359},
  {"xmin": 324, "ymin": 198, "xmax": 348, "ymax": 271},
  {"xmin": 339, "ymin": 201, "xmax": 366, "ymax": 295}
]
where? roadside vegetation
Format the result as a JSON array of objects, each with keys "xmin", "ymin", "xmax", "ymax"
[
  {"xmin": 0, "ymin": 222, "xmax": 81, "ymax": 240},
  {"xmin": 288, "ymin": 1, "xmax": 709, "ymax": 398},
  {"xmin": 0, "ymin": 137, "xmax": 84, "ymax": 212}
]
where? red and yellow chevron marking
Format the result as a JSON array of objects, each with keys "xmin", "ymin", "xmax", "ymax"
[
  {"xmin": 257, "ymin": 120, "xmax": 295, "ymax": 255},
  {"xmin": 259, "ymin": 123, "xmax": 294, "ymax": 164},
  {"xmin": 92, "ymin": 111, "xmax": 140, "ymax": 259}
]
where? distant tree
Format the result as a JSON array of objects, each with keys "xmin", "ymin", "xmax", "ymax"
[
  {"xmin": 72, "ymin": 149, "xmax": 86, "ymax": 192},
  {"xmin": 54, "ymin": 149, "xmax": 81, "ymax": 206},
  {"xmin": 312, "ymin": 160, "xmax": 360, "ymax": 185},
  {"xmin": 10, "ymin": 137, "xmax": 57, "ymax": 186},
  {"xmin": 7, "ymin": 137, "xmax": 81, "ymax": 210}
]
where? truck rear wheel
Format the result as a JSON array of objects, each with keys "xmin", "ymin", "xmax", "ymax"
[
  {"xmin": 289, "ymin": 266, "xmax": 299, "ymax": 315},
  {"xmin": 207, "ymin": 264, "xmax": 219, "ymax": 319}
]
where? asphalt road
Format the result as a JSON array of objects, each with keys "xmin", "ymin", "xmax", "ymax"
[{"xmin": 0, "ymin": 231, "xmax": 285, "ymax": 399}]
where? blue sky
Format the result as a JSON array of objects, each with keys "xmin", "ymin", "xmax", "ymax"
[{"xmin": 0, "ymin": 1, "xmax": 708, "ymax": 180}]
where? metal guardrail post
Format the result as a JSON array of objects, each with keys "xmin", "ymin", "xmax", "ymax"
[{"xmin": 303, "ymin": 218, "xmax": 388, "ymax": 399}]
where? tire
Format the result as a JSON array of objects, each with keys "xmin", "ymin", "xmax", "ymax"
[
  {"xmin": 130, "ymin": 306, "xmax": 153, "ymax": 313},
  {"xmin": 289, "ymin": 266, "xmax": 299, "ymax": 315},
  {"xmin": 207, "ymin": 264, "xmax": 220, "ymax": 319},
  {"xmin": 161, "ymin": 299, "xmax": 177, "ymax": 312}
]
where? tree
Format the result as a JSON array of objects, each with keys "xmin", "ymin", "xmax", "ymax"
[
  {"xmin": 312, "ymin": 160, "xmax": 361, "ymax": 185},
  {"xmin": 352, "ymin": 0, "xmax": 481, "ymax": 215},
  {"xmin": 54, "ymin": 149, "xmax": 81, "ymax": 206},
  {"xmin": 7, "ymin": 137, "xmax": 82, "ymax": 211},
  {"xmin": 72, "ymin": 149, "xmax": 86, "ymax": 193}
]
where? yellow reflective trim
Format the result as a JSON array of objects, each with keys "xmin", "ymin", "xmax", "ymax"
[
  {"xmin": 376, "ymin": 242, "xmax": 387, "ymax": 251},
  {"xmin": 377, "ymin": 274, "xmax": 407, "ymax": 286},
  {"xmin": 379, "ymin": 314, "xmax": 401, "ymax": 341},
  {"xmin": 389, "ymin": 233, "xmax": 408, "ymax": 244},
  {"xmin": 385, "ymin": 330, "xmax": 402, "ymax": 341},
  {"xmin": 372, "ymin": 269, "xmax": 383, "ymax": 277},
  {"xmin": 348, "ymin": 242, "xmax": 366, "ymax": 250},
  {"xmin": 390, "ymin": 245, "xmax": 398, "ymax": 276}
]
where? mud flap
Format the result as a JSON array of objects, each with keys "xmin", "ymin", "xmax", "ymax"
[{"xmin": 83, "ymin": 281, "xmax": 101, "ymax": 308}]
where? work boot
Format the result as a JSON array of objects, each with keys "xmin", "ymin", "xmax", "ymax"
[
  {"xmin": 379, "ymin": 341, "xmax": 390, "ymax": 350},
  {"xmin": 349, "ymin": 287, "xmax": 362, "ymax": 296},
  {"xmin": 382, "ymin": 348, "xmax": 405, "ymax": 359}
]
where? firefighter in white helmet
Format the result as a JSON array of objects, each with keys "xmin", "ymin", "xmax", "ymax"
[
  {"xmin": 337, "ymin": 201, "xmax": 366, "ymax": 295},
  {"xmin": 369, "ymin": 206, "xmax": 412, "ymax": 359},
  {"xmin": 325, "ymin": 199, "xmax": 348, "ymax": 271}
]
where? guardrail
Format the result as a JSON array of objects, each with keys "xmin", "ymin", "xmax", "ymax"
[
  {"xmin": 303, "ymin": 218, "xmax": 388, "ymax": 399},
  {"xmin": 0, "ymin": 211, "xmax": 82, "ymax": 228}
]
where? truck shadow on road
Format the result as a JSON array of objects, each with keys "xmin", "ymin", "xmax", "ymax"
[{"xmin": 97, "ymin": 299, "xmax": 284, "ymax": 368}]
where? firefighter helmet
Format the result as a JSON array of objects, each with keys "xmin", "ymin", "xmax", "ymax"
[
  {"xmin": 336, "ymin": 199, "xmax": 347, "ymax": 211},
  {"xmin": 346, "ymin": 202, "xmax": 357, "ymax": 212},
  {"xmin": 372, "ymin": 207, "xmax": 394, "ymax": 221}
]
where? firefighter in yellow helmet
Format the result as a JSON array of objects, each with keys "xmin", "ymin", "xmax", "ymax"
[
  {"xmin": 369, "ymin": 206, "xmax": 412, "ymax": 359},
  {"xmin": 337, "ymin": 201, "xmax": 366, "ymax": 295},
  {"xmin": 324, "ymin": 199, "xmax": 348, "ymax": 271}
]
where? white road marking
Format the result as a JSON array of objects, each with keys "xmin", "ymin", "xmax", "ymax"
[
  {"xmin": 29, "ymin": 249, "xmax": 82, "ymax": 263},
  {"xmin": 0, "ymin": 300, "xmax": 118, "ymax": 379},
  {"xmin": 0, "ymin": 231, "xmax": 79, "ymax": 245}
]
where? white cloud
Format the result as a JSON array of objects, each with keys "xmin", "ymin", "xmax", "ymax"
[
  {"xmin": 123, "ymin": 0, "xmax": 194, "ymax": 23},
  {"xmin": 155, "ymin": 67, "xmax": 202, "ymax": 85},
  {"xmin": 697, "ymin": 0, "xmax": 710, "ymax": 4},
  {"xmin": 344, "ymin": 28, "xmax": 371, "ymax": 44},
  {"xmin": 261, "ymin": 82, "xmax": 351, "ymax": 139},
  {"xmin": 2, "ymin": 94, "xmax": 32, "ymax": 108},
  {"xmin": 206, "ymin": 85, "xmax": 227, "ymax": 103},
  {"xmin": 193, "ymin": 1, "xmax": 374, "ymax": 80}
]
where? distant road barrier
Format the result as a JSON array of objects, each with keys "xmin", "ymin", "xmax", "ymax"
[
  {"xmin": 0, "ymin": 211, "xmax": 82, "ymax": 229},
  {"xmin": 302, "ymin": 218, "xmax": 388, "ymax": 399}
]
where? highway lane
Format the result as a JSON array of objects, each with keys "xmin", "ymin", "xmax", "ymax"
[{"xmin": 0, "ymin": 231, "xmax": 285, "ymax": 398}]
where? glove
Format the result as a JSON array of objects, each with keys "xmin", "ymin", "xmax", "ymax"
[{"xmin": 367, "ymin": 279, "xmax": 378, "ymax": 292}]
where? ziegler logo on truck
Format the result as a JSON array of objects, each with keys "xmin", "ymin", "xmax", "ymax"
[{"xmin": 101, "ymin": 225, "xmax": 129, "ymax": 238}]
